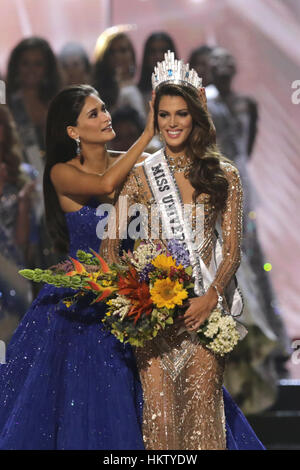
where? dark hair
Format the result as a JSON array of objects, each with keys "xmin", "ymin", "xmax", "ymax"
[
  {"xmin": 188, "ymin": 45, "xmax": 214, "ymax": 67},
  {"xmin": 6, "ymin": 36, "xmax": 61, "ymax": 103},
  {"xmin": 154, "ymin": 84, "xmax": 229, "ymax": 210},
  {"xmin": 43, "ymin": 84, "xmax": 99, "ymax": 253},
  {"xmin": 138, "ymin": 32, "xmax": 178, "ymax": 93},
  {"xmin": 59, "ymin": 42, "xmax": 91, "ymax": 74},
  {"xmin": 0, "ymin": 105, "xmax": 24, "ymax": 188},
  {"xmin": 111, "ymin": 105, "xmax": 144, "ymax": 134},
  {"xmin": 93, "ymin": 33, "xmax": 136, "ymax": 109}
]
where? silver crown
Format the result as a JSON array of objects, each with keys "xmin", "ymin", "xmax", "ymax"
[{"xmin": 152, "ymin": 50, "xmax": 202, "ymax": 91}]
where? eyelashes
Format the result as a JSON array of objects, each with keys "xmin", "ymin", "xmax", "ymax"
[
  {"xmin": 89, "ymin": 106, "xmax": 108, "ymax": 118},
  {"xmin": 158, "ymin": 112, "xmax": 189, "ymax": 118}
]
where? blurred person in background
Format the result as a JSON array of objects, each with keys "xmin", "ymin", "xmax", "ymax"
[
  {"xmin": 59, "ymin": 42, "xmax": 92, "ymax": 87},
  {"xmin": 0, "ymin": 105, "xmax": 33, "ymax": 343},
  {"xmin": 6, "ymin": 37, "xmax": 62, "ymax": 272},
  {"xmin": 138, "ymin": 32, "xmax": 178, "ymax": 111},
  {"xmin": 93, "ymin": 28, "xmax": 145, "ymax": 120},
  {"xmin": 6, "ymin": 37, "xmax": 61, "ymax": 172},
  {"xmin": 204, "ymin": 46, "xmax": 291, "ymax": 413},
  {"xmin": 108, "ymin": 105, "xmax": 144, "ymax": 153},
  {"xmin": 188, "ymin": 45, "xmax": 219, "ymax": 99}
]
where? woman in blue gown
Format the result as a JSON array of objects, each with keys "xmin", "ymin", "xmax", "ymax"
[{"xmin": 0, "ymin": 84, "xmax": 154, "ymax": 450}]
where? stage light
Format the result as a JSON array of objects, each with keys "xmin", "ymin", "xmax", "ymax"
[{"xmin": 264, "ymin": 263, "xmax": 272, "ymax": 272}]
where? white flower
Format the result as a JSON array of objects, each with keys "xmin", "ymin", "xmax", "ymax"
[
  {"xmin": 197, "ymin": 308, "xmax": 240, "ymax": 356},
  {"xmin": 131, "ymin": 242, "xmax": 162, "ymax": 271},
  {"xmin": 108, "ymin": 295, "xmax": 131, "ymax": 321}
]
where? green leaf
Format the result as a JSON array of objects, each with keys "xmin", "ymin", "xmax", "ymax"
[
  {"xmin": 19, "ymin": 269, "xmax": 35, "ymax": 280},
  {"xmin": 185, "ymin": 266, "xmax": 193, "ymax": 276}
]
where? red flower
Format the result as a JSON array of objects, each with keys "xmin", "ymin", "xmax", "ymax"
[{"xmin": 118, "ymin": 267, "xmax": 153, "ymax": 324}]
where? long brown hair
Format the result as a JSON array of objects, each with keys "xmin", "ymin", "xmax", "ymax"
[
  {"xmin": 0, "ymin": 105, "xmax": 24, "ymax": 188},
  {"xmin": 154, "ymin": 83, "xmax": 230, "ymax": 211}
]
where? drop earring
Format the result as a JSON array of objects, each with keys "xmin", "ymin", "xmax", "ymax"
[
  {"xmin": 75, "ymin": 137, "xmax": 81, "ymax": 155},
  {"xmin": 75, "ymin": 137, "xmax": 84, "ymax": 165}
]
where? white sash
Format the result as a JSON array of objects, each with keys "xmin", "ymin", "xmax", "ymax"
[{"xmin": 143, "ymin": 148, "xmax": 243, "ymax": 317}]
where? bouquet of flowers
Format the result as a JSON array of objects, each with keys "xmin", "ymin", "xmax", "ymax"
[{"xmin": 20, "ymin": 241, "xmax": 241, "ymax": 353}]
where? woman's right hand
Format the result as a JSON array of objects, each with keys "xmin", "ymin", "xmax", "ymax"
[{"xmin": 144, "ymin": 91, "xmax": 156, "ymax": 140}]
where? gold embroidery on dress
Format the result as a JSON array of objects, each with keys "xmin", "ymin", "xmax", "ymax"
[
  {"xmin": 148, "ymin": 327, "xmax": 199, "ymax": 382},
  {"xmin": 100, "ymin": 159, "xmax": 243, "ymax": 450}
]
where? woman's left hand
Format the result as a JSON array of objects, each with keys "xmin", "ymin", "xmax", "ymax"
[{"xmin": 180, "ymin": 287, "xmax": 218, "ymax": 332}]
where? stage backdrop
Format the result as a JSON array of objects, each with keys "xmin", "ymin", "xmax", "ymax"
[{"xmin": 0, "ymin": 0, "xmax": 300, "ymax": 377}]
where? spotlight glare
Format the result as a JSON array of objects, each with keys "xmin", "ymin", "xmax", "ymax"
[{"xmin": 264, "ymin": 263, "xmax": 272, "ymax": 272}]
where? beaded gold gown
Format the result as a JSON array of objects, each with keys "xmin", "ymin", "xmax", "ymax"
[{"xmin": 101, "ymin": 156, "xmax": 243, "ymax": 450}]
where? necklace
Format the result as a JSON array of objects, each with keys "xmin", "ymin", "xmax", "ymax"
[{"xmin": 164, "ymin": 151, "xmax": 192, "ymax": 177}]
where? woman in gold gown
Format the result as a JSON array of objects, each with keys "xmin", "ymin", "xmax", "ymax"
[{"xmin": 101, "ymin": 54, "xmax": 263, "ymax": 450}]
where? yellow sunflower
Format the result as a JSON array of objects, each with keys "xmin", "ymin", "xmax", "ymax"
[
  {"xmin": 151, "ymin": 254, "xmax": 182, "ymax": 272},
  {"xmin": 150, "ymin": 278, "xmax": 188, "ymax": 309}
]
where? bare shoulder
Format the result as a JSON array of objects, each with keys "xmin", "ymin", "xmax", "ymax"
[{"xmin": 50, "ymin": 162, "xmax": 80, "ymax": 184}]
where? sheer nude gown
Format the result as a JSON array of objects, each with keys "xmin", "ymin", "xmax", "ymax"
[{"xmin": 100, "ymin": 159, "xmax": 243, "ymax": 450}]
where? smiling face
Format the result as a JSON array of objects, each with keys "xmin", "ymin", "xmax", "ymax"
[
  {"xmin": 157, "ymin": 95, "xmax": 193, "ymax": 155},
  {"xmin": 68, "ymin": 94, "xmax": 115, "ymax": 145}
]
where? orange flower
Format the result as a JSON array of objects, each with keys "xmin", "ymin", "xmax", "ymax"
[
  {"xmin": 89, "ymin": 249, "xmax": 110, "ymax": 273},
  {"xmin": 87, "ymin": 280, "xmax": 117, "ymax": 302},
  {"xmin": 118, "ymin": 267, "xmax": 153, "ymax": 324},
  {"xmin": 66, "ymin": 257, "xmax": 86, "ymax": 276}
]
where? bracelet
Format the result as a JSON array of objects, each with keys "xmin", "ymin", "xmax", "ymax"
[{"xmin": 211, "ymin": 284, "xmax": 223, "ymax": 305}]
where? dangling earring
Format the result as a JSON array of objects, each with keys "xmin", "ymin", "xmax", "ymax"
[
  {"xmin": 159, "ymin": 131, "xmax": 164, "ymax": 143},
  {"xmin": 75, "ymin": 137, "xmax": 81, "ymax": 155},
  {"xmin": 75, "ymin": 137, "xmax": 84, "ymax": 165}
]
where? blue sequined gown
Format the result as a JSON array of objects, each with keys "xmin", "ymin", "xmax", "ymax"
[{"xmin": 0, "ymin": 199, "xmax": 144, "ymax": 450}]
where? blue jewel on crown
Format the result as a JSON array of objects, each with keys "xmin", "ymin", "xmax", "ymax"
[{"xmin": 168, "ymin": 69, "xmax": 173, "ymax": 77}]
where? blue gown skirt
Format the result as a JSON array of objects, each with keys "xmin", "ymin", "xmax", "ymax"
[
  {"xmin": 224, "ymin": 387, "xmax": 265, "ymax": 450},
  {"xmin": 0, "ymin": 284, "xmax": 144, "ymax": 450}
]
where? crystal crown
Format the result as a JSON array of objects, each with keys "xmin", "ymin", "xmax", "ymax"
[{"xmin": 152, "ymin": 50, "xmax": 202, "ymax": 91}]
